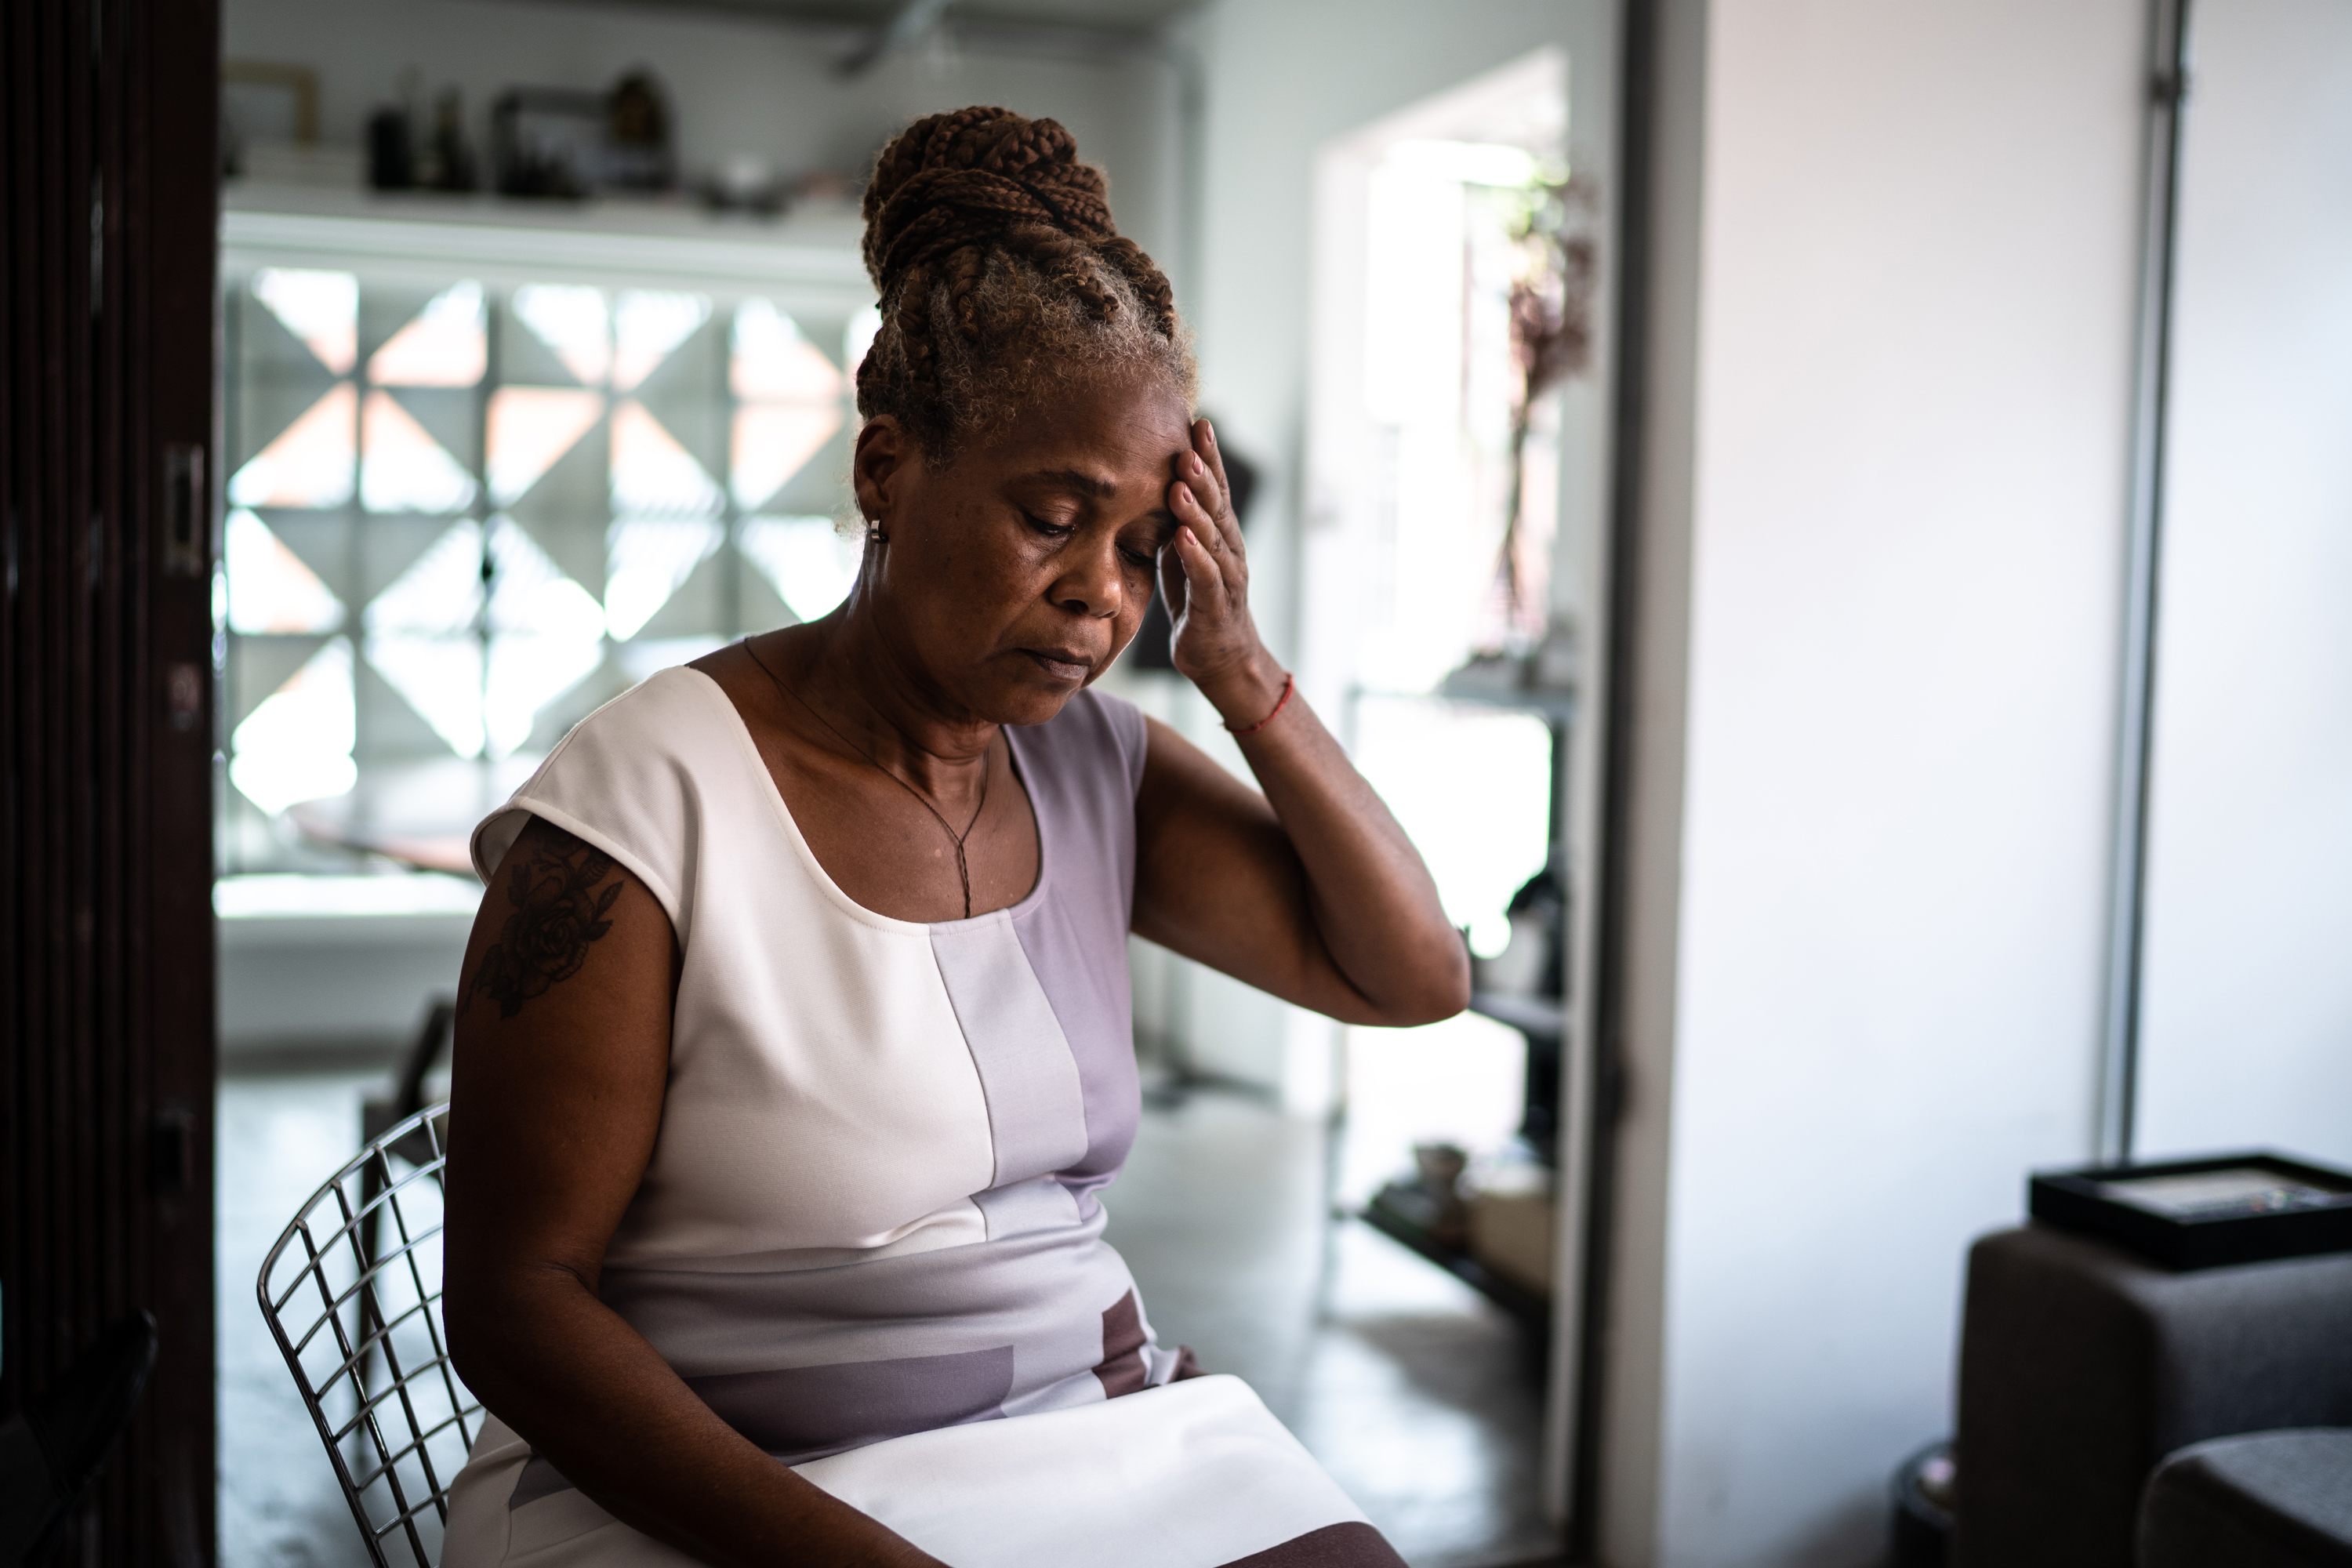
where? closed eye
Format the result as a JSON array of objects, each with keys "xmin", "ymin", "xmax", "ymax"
[{"xmin": 1023, "ymin": 510, "xmax": 1155, "ymax": 573}]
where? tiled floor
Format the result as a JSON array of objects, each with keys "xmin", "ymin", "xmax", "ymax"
[
  {"xmin": 218, "ymin": 1065, "xmax": 387, "ymax": 1568},
  {"xmin": 218, "ymin": 1069, "xmax": 1559, "ymax": 1567}
]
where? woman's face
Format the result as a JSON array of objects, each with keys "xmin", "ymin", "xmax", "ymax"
[{"xmin": 851, "ymin": 365, "xmax": 1192, "ymax": 727}]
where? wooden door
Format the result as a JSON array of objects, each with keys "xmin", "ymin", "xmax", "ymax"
[{"xmin": 2, "ymin": 0, "xmax": 220, "ymax": 1560}]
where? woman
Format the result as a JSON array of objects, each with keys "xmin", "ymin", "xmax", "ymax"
[{"xmin": 441, "ymin": 106, "xmax": 1468, "ymax": 1567}]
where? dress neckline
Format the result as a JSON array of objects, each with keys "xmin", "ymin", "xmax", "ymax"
[{"xmin": 677, "ymin": 665, "xmax": 1051, "ymax": 935}]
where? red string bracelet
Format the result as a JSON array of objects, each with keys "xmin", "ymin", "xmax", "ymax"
[{"xmin": 1225, "ymin": 673, "xmax": 1295, "ymax": 735}]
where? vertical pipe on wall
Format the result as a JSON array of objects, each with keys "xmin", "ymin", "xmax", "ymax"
[{"xmin": 2096, "ymin": 0, "xmax": 2191, "ymax": 1165}]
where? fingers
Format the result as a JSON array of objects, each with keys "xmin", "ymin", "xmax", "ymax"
[
  {"xmin": 1169, "ymin": 521, "xmax": 1236, "ymax": 623},
  {"xmin": 1171, "ymin": 459, "xmax": 1221, "ymax": 550},
  {"xmin": 1163, "ymin": 422, "xmax": 1250, "ymax": 656},
  {"xmin": 1167, "ymin": 471, "xmax": 1214, "ymax": 539},
  {"xmin": 1170, "ymin": 485, "xmax": 1247, "ymax": 617},
  {"xmin": 1174, "ymin": 419, "xmax": 1239, "ymax": 552},
  {"xmin": 1158, "ymin": 528, "xmax": 1189, "ymax": 621},
  {"xmin": 1160, "ymin": 422, "xmax": 1271, "ymax": 690},
  {"xmin": 1200, "ymin": 423, "xmax": 1245, "ymax": 552},
  {"xmin": 1169, "ymin": 468, "xmax": 1245, "ymax": 568},
  {"xmin": 1192, "ymin": 418, "xmax": 1233, "ymax": 517},
  {"xmin": 1171, "ymin": 520, "xmax": 1217, "ymax": 593}
]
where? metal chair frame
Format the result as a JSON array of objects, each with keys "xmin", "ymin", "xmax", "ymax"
[{"xmin": 256, "ymin": 1102, "xmax": 480, "ymax": 1567}]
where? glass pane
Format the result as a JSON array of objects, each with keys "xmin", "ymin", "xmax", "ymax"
[
  {"xmin": 229, "ymin": 636, "xmax": 358, "ymax": 814},
  {"xmin": 358, "ymin": 510, "xmax": 615, "ymax": 762},
  {"xmin": 742, "ymin": 515, "xmax": 859, "ymax": 623},
  {"xmin": 610, "ymin": 400, "xmax": 723, "ymax": 517},
  {"xmin": 604, "ymin": 516, "xmax": 723, "ymax": 641},
  {"xmin": 367, "ymin": 517, "xmax": 485, "ymax": 638},
  {"xmin": 485, "ymin": 517, "xmax": 608, "ymax": 757},
  {"xmin": 487, "ymin": 515, "xmax": 607, "ymax": 641},
  {"xmin": 731, "ymin": 404, "xmax": 843, "ymax": 513},
  {"xmin": 486, "ymin": 630, "xmax": 608, "ymax": 758},
  {"xmin": 368, "ymin": 280, "xmax": 487, "ymax": 387},
  {"xmin": 487, "ymin": 387, "xmax": 604, "ymax": 506},
  {"xmin": 842, "ymin": 306, "xmax": 881, "ymax": 383},
  {"xmin": 614, "ymin": 290, "xmax": 712, "ymax": 394},
  {"xmin": 229, "ymin": 383, "xmax": 357, "ymax": 510},
  {"xmin": 224, "ymin": 510, "xmax": 343, "ymax": 634},
  {"xmin": 732, "ymin": 298, "xmax": 843, "ymax": 402},
  {"xmin": 361, "ymin": 516, "xmax": 610, "ymax": 757},
  {"xmin": 365, "ymin": 633, "xmax": 485, "ymax": 759},
  {"xmin": 252, "ymin": 267, "xmax": 357, "ymax": 376},
  {"xmin": 513, "ymin": 283, "xmax": 611, "ymax": 387},
  {"xmin": 360, "ymin": 390, "xmax": 480, "ymax": 514}
]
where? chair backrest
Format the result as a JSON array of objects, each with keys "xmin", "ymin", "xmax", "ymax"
[{"xmin": 256, "ymin": 1103, "xmax": 479, "ymax": 1568}]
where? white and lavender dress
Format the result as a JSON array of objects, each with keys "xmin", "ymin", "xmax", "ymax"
[{"xmin": 440, "ymin": 666, "xmax": 1399, "ymax": 1567}]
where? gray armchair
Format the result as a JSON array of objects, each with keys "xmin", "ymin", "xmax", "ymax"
[
  {"xmin": 1953, "ymin": 1225, "xmax": 2352, "ymax": 1568},
  {"xmin": 2140, "ymin": 1428, "xmax": 2352, "ymax": 1568}
]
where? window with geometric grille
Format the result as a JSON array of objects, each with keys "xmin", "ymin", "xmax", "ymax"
[{"xmin": 218, "ymin": 259, "xmax": 874, "ymax": 875}]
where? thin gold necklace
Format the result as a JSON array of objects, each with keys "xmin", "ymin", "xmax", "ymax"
[{"xmin": 742, "ymin": 638, "xmax": 992, "ymax": 920}]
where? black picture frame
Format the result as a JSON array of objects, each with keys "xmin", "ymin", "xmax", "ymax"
[{"xmin": 2030, "ymin": 1151, "xmax": 2352, "ymax": 1270}]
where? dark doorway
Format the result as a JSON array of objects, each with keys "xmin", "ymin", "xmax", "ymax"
[{"xmin": 2, "ymin": 1, "xmax": 223, "ymax": 1561}]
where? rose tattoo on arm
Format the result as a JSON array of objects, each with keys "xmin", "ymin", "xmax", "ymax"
[{"xmin": 470, "ymin": 827, "xmax": 626, "ymax": 1019}]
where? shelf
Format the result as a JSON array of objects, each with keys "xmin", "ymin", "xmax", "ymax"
[
  {"xmin": 1469, "ymin": 991, "xmax": 1566, "ymax": 1041},
  {"xmin": 221, "ymin": 180, "xmax": 872, "ymax": 302},
  {"xmin": 1357, "ymin": 1190, "xmax": 1551, "ymax": 1328}
]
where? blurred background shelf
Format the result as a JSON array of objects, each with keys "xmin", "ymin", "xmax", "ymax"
[{"xmin": 1358, "ymin": 1187, "xmax": 1552, "ymax": 1330}]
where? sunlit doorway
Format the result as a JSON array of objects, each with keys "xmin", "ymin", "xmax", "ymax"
[{"xmin": 1108, "ymin": 45, "xmax": 1604, "ymax": 1567}]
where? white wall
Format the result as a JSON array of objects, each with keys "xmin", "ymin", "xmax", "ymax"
[
  {"xmin": 222, "ymin": 0, "xmax": 1182, "ymax": 295},
  {"xmin": 2133, "ymin": 0, "xmax": 2352, "ymax": 1169},
  {"xmin": 1606, "ymin": 2, "xmax": 2145, "ymax": 1563},
  {"xmin": 221, "ymin": 918, "xmax": 471, "ymax": 1056},
  {"xmin": 217, "ymin": 877, "xmax": 481, "ymax": 1057}
]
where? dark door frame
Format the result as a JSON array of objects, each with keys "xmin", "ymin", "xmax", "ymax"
[
  {"xmin": 1561, "ymin": 0, "xmax": 1657, "ymax": 1555},
  {"xmin": 3, "ymin": 1, "xmax": 222, "ymax": 1561}
]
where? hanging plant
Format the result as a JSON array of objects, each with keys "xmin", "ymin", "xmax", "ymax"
[{"xmin": 1490, "ymin": 174, "xmax": 1599, "ymax": 652}]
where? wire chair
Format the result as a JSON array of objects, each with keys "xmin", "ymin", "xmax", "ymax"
[{"xmin": 257, "ymin": 1102, "xmax": 481, "ymax": 1567}]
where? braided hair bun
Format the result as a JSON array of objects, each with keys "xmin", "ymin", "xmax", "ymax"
[{"xmin": 855, "ymin": 106, "xmax": 1195, "ymax": 461}]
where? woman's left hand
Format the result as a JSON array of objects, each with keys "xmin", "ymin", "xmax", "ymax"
[{"xmin": 1163, "ymin": 419, "xmax": 1284, "ymax": 726}]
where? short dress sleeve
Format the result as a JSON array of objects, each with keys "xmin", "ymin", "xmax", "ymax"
[{"xmin": 469, "ymin": 667, "xmax": 752, "ymax": 941}]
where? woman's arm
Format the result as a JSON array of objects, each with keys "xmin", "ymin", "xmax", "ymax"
[
  {"xmin": 1130, "ymin": 421, "xmax": 1471, "ymax": 1028},
  {"xmin": 443, "ymin": 816, "xmax": 942, "ymax": 1568}
]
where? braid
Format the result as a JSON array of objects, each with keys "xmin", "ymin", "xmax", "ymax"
[
  {"xmin": 855, "ymin": 106, "xmax": 1195, "ymax": 462},
  {"xmin": 1096, "ymin": 237, "xmax": 1180, "ymax": 339}
]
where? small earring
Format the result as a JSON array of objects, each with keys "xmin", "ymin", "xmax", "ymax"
[{"xmin": 867, "ymin": 523, "xmax": 889, "ymax": 544}]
